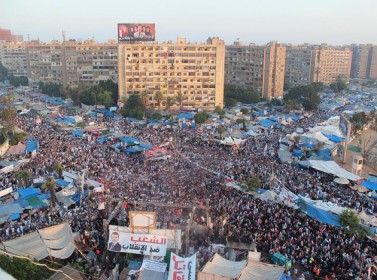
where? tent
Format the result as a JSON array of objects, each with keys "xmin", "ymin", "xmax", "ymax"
[
  {"xmin": 361, "ymin": 180, "xmax": 377, "ymax": 191},
  {"xmin": 322, "ymin": 133, "xmax": 344, "ymax": 143},
  {"xmin": 178, "ymin": 113, "xmax": 195, "ymax": 120},
  {"xmin": 56, "ymin": 179, "xmax": 71, "ymax": 188},
  {"xmin": 198, "ymin": 254, "xmax": 246, "ymax": 280},
  {"xmin": 334, "ymin": 177, "xmax": 350, "ymax": 185},
  {"xmin": 49, "ymin": 265, "xmax": 84, "ymax": 280},
  {"xmin": 7, "ymin": 142, "xmax": 26, "ymax": 155},
  {"xmin": 26, "ymin": 139, "xmax": 38, "ymax": 153},
  {"xmin": 297, "ymin": 198, "xmax": 341, "ymax": 227},
  {"xmin": 17, "ymin": 187, "xmax": 39, "ymax": 199},
  {"xmin": 239, "ymin": 261, "xmax": 284, "ymax": 280},
  {"xmin": 298, "ymin": 160, "xmax": 361, "ymax": 181},
  {"xmin": 72, "ymin": 129, "xmax": 83, "ymax": 137}
]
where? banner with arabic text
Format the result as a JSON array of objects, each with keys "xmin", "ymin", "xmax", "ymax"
[
  {"xmin": 107, "ymin": 230, "xmax": 167, "ymax": 256},
  {"xmin": 168, "ymin": 253, "xmax": 196, "ymax": 280}
]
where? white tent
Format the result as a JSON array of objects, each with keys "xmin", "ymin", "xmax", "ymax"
[
  {"xmin": 238, "ymin": 261, "xmax": 285, "ymax": 280},
  {"xmin": 220, "ymin": 137, "xmax": 245, "ymax": 146},
  {"xmin": 0, "ymin": 223, "xmax": 76, "ymax": 261},
  {"xmin": 198, "ymin": 254, "xmax": 246, "ymax": 280},
  {"xmin": 299, "ymin": 160, "xmax": 361, "ymax": 181}
]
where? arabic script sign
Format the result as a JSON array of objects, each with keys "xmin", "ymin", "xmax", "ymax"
[
  {"xmin": 168, "ymin": 253, "xmax": 196, "ymax": 280},
  {"xmin": 107, "ymin": 230, "xmax": 167, "ymax": 256}
]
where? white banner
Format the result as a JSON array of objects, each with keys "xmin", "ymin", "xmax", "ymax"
[
  {"xmin": 141, "ymin": 259, "xmax": 167, "ymax": 272},
  {"xmin": 33, "ymin": 177, "xmax": 45, "ymax": 184},
  {"xmin": 108, "ymin": 230, "xmax": 167, "ymax": 256},
  {"xmin": 0, "ymin": 187, "xmax": 13, "ymax": 198},
  {"xmin": 62, "ymin": 187, "xmax": 76, "ymax": 196},
  {"xmin": 168, "ymin": 253, "xmax": 196, "ymax": 280},
  {"xmin": 0, "ymin": 164, "xmax": 14, "ymax": 174}
]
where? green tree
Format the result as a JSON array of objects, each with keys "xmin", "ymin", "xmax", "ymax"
[
  {"xmin": 53, "ymin": 163, "xmax": 64, "ymax": 178},
  {"xmin": 224, "ymin": 84, "xmax": 260, "ymax": 104},
  {"xmin": 245, "ymin": 177, "xmax": 261, "ymax": 193},
  {"xmin": 330, "ymin": 76, "xmax": 347, "ymax": 93},
  {"xmin": 9, "ymin": 76, "xmax": 28, "ymax": 87},
  {"xmin": 96, "ymin": 90, "xmax": 114, "ymax": 108},
  {"xmin": 98, "ymin": 79, "xmax": 118, "ymax": 105},
  {"xmin": 176, "ymin": 92, "xmax": 185, "ymax": 110},
  {"xmin": 151, "ymin": 111, "xmax": 162, "ymax": 120},
  {"xmin": 15, "ymin": 170, "xmax": 31, "ymax": 187},
  {"xmin": 154, "ymin": 91, "xmax": 163, "ymax": 109},
  {"xmin": 0, "ymin": 254, "xmax": 52, "ymax": 280},
  {"xmin": 284, "ymin": 83, "xmax": 321, "ymax": 111},
  {"xmin": 0, "ymin": 93, "xmax": 17, "ymax": 136},
  {"xmin": 194, "ymin": 111, "xmax": 210, "ymax": 124},
  {"xmin": 38, "ymin": 82, "xmax": 62, "ymax": 97},
  {"xmin": 42, "ymin": 177, "xmax": 57, "ymax": 208},
  {"xmin": 217, "ymin": 126, "xmax": 225, "ymax": 139},
  {"xmin": 339, "ymin": 209, "xmax": 370, "ymax": 238},
  {"xmin": 224, "ymin": 98, "xmax": 237, "ymax": 108},
  {"xmin": 0, "ymin": 61, "xmax": 9, "ymax": 82},
  {"xmin": 240, "ymin": 107, "xmax": 249, "ymax": 115},
  {"xmin": 165, "ymin": 96, "xmax": 176, "ymax": 111}
]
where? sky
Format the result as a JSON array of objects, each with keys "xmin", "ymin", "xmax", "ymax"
[{"xmin": 2, "ymin": 0, "xmax": 377, "ymax": 45}]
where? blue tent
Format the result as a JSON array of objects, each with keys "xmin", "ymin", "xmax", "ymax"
[
  {"xmin": 72, "ymin": 129, "xmax": 83, "ymax": 137},
  {"xmin": 259, "ymin": 119, "xmax": 277, "ymax": 128},
  {"xmin": 10, "ymin": 213, "xmax": 20, "ymax": 220},
  {"xmin": 293, "ymin": 150, "xmax": 302, "ymax": 157},
  {"xmin": 304, "ymin": 142, "xmax": 315, "ymax": 149},
  {"xmin": 361, "ymin": 181, "xmax": 377, "ymax": 191},
  {"xmin": 119, "ymin": 136, "xmax": 140, "ymax": 144},
  {"xmin": 56, "ymin": 179, "xmax": 70, "ymax": 188},
  {"xmin": 17, "ymin": 187, "xmax": 39, "ymax": 199},
  {"xmin": 178, "ymin": 113, "xmax": 195, "ymax": 120},
  {"xmin": 297, "ymin": 198, "xmax": 341, "ymax": 227},
  {"xmin": 182, "ymin": 122, "xmax": 187, "ymax": 128},
  {"xmin": 26, "ymin": 139, "xmax": 38, "ymax": 153}
]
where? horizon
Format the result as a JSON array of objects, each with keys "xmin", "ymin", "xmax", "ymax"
[{"xmin": 2, "ymin": 0, "xmax": 377, "ymax": 46}]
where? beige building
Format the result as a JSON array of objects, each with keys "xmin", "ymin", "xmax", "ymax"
[
  {"xmin": 118, "ymin": 37, "xmax": 225, "ymax": 110},
  {"xmin": 285, "ymin": 44, "xmax": 314, "ymax": 88},
  {"xmin": 225, "ymin": 41, "xmax": 286, "ymax": 100},
  {"xmin": 0, "ymin": 42, "xmax": 28, "ymax": 77},
  {"xmin": 351, "ymin": 44, "xmax": 371, "ymax": 79},
  {"xmin": 369, "ymin": 46, "xmax": 377, "ymax": 79},
  {"xmin": 310, "ymin": 45, "xmax": 352, "ymax": 85}
]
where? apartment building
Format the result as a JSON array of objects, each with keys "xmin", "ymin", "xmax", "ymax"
[
  {"xmin": 310, "ymin": 45, "xmax": 352, "ymax": 85},
  {"xmin": 284, "ymin": 44, "xmax": 313, "ymax": 88},
  {"xmin": 62, "ymin": 40, "xmax": 118, "ymax": 86},
  {"xmin": 351, "ymin": 44, "xmax": 371, "ymax": 79},
  {"xmin": 118, "ymin": 37, "xmax": 225, "ymax": 110},
  {"xmin": 369, "ymin": 46, "xmax": 377, "ymax": 79},
  {"xmin": 225, "ymin": 41, "xmax": 286, "ymax": 100},
  {"xmin": 0, "ymin": 42, "xmax": 28, "ymax": 77},
  {"xmin": 0, "ymin": 28, "xmax": 23, "ymax": 43}
]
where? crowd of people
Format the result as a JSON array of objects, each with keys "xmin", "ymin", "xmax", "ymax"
[{"xmin": 0, "ymin": 102, "xmax": 376, "ymax": 279}]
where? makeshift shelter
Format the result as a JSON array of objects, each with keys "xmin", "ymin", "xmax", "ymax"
[
  {"xmin": 298, "ymin": 160, "xmax": 361, "ymax": 181},
  {"xmin": 238, "ymin": 261, "xmax": 284, "ymax": 280},
  {"xmin": 0, "ymin": 223, "xmax": 76, "ymax": 261},
  {"xmin": 6, "ymin": 142, "xmax": 26, "ymax": 155},
  {"xmin": 361, "ymin": 180, "xmax": 377, "ymax": 191},
  {"xmin": 297, "ymin": 198, "xmax": 341, "ymax": 227},
  {"xmin": 56, "ymin": 179, "xmax": 71, "ymax": 188},
  {"xmin": 26, "ymin": 139, "xmax": 38, "ymax": 153},
  {"xmin": 49, "ymin": 265, "xmax": 84, "ymax": 280},
  {"xmin": 72, "ymin": 129, "xmax": 83, "ymax": 137},
  {"xmin": 17, "ymin": 187, "xmax": 39, "ymax": 199},
  {"xmin": 198, "ymin": 254, "xmax": 246, "ymax": 280}
]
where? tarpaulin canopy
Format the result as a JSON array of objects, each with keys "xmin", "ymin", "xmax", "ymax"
[
  {"xmin": 72, "ymin": 129, "xmax": 83, "ymax": 137},
  {"xmin": 198, "ymin": 254, "xmax": 246, "ymax": 279},
  {"xmin": 17, "ymin": 187, "xmax": 39, "ymax": 199},
  {"xmin": 259, "ymin": 119, "xmax": 277, "ymax": 128},
  {"xmin": 56, "ymin": 179, "xmax": 71, "ymax": 188},
  {"xmin": 298, "ymin": 160, "xmax": 361, "ymax": 181},
  {"xmin": 238, "ymin": 260, "xmax": 285, "ymax": 280},
  {"xmin": 361, "ymin": 180, "xmax": 377, "ymax": 191},
  {"xmin": 26, "ymin": 139, "xmax": 38, "ymax": 153},
  {"xmin": 322, "ymin": 133, "xmax": 344, "ymax": 143},
  {"xmin": 0, "ymin": 203, "xmax": 23, "ymax": 217},
  {"xmin": 178, "ymin": 113, "xmax": 195, "ymax": 119},
  {"xmin": 297, "ymin": 198, "xmax": 341, "ymax": 227}
]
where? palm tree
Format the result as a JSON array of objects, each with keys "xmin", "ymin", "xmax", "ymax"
[
  {"xmin": 15, "ymin": 171, "xmax": 31, "ymax": 187},
  {"xmin": 53, "ymin": 163, "xmax": 63, "ymax": 178},
  {"xmin": 165, "ymin": 96, "xmax": 176, "ymax": 111},
  {"xmin": 154, "ymin": 91, "xmax": 163, "ymax": 109},
  {"xmin": 176, "ymin": 92, "xmax": 185, "ymax": 110},
  {"xmin": 42, "ymin": 177, "xmax": 57, "ymax": 208}
]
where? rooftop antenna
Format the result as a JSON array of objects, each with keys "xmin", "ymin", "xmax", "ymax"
[{"xmin": 62, "ymin": 30, "xmax": 66, "ymax": 42}]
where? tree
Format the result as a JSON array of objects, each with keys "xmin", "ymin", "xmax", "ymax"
[
  {"xmin": 0, "ymin": 254, "xmax": 52, "ymax": 280},
  {"xmin": 217, "ymin": 126, "xmax": 225, "ymax": 139},
  {"xmin": 150, "ymin": 111, "xmax": 162, "ymax": 120},
  {"xmin": 240, "ymin": 107, "xmax": 249, "ymax": 115},
  {"xmin": 224, "ymin": 98, "xmax": 237, "ymax": 108},
  {"xmin": 245, "ymin": 177, "xmax": 261, "ymax": 193},
  {"xmin": 0, "ymin": 93, "xmax": 17, "ymax": 136},
  {"xmin": 15, "ymin": 171, "xmax": 31, "ymax": 187},
  {"xmin": 96, "ymin": 90, "xmax": 114, "ymax": 108},
  {"xmin": 339, "ymin": 209, "xmax": 370, "ymax": 238},
  {"xmin": 9, "ymin": 76, "xmax": 28, "ymax": 87},
  {"xmin": 53, "ymin": 163, "xmax": 63, "ymax": 178},
  {"xmin": 42, "ymin": 177, "xmax": 57, "ymax": 208},
  {"xmin": 176, "ymin": 92, "xmax": 185, "ymax": 110},
  {"xmin": 330, "ymin": 77, "xmax": 347, "ymax": 93},
  {"xmin": 154, "ymin": 91, "xmax": 163, "ymax": 109},
  {"xmin": 194, "ymin": 111, "xmax": 210, "ymax": 124},
  {"xmin": 224, "ymin": 84, "xmax": 260, "ymax": 104},
  {"xmin": 98, "ymin": 79, "xmax": 119, "ymax": 105},
  {"xmin": 165, "ymin": 96, "xmax": 176, "ymax": 111},
  {"xmin": 0, "ymin": 62, "xmax": 9, "ymax": 82},
  {"xmin": 283, "ymin": 83, "xmax": 321, "ymax": 111}
]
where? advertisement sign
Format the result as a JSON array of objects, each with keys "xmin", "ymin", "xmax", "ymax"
[
  {"xmin": 107, "ymin": 230, "xmax": 167, "ymax": 256},
  {"xmin": 118, "ymin": 23, "xmax": 155, "ymax": 42},
  {"xmin": 168, "ymin": 253, "xmax": 196, "ymax": 280}
]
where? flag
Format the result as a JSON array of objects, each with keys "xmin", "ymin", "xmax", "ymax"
[
  {"xmin": 104, "ymin": 183, "xmax": 108, "ymax": 190},
  {"xmin": 199, "ymin": 201, "xmax": 203, "ymax": 208}
]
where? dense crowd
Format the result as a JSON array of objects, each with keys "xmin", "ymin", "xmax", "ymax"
[{"xmin": 0, "ymin": 104, "xmax": 376, "ymax": 279}]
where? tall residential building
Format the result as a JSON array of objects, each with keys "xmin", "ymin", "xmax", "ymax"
[
  {"xmin": 351, "ymin": 44, "xmax": 372, "ymax": 79},
  {"xmin": 0, "ymin": 28, "xmax": 23, "ymax": 43},
  {"xmin": 118, "ymin": 37, "xmax": 225, "ymax": 110},
  {"xmin": 369, "ymin": 46, "xmax": 377, "ymax": 79},
  {"xmin": 310, "ymin": 45, "xmax": 352, "ymax": 85},
  {"xmin": 225, "ymin": 41, "xmax": 286, "ymax": 100},
  {"xmin": 0, "ymin": 42, "xmax": 28, "ymax": 77},
  {"xmin": 284, "ymin": 44, "xmax": 314, "ymax": 88},
  {"xmin": 0, "ymin": 40, "xmax": 118, "ymax": 86},
  {"xmin": 62, "ymin": 40, "xmax": 118, "ymax": 87}
]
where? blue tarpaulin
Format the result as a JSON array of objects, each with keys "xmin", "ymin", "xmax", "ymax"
[
  {"xmin": 56, "ymin": 179, "xmax": 70, "ymax": 187},
  {"xmin": 10, "ymin": 213, "xmax": 20, "ymax": 220},
  {"xmin": 113, "ymin": 114, "xmax": 122, "ymax": 121},
  {"xmin": 322, "ymin": 133, "xmax": 344, "ymax": 143},
  {"xmin": 304, "ymin": 142, "xmax": 315, "ymax": 149},
  {"xmin": 259, "ymin": 119, "xmax": 277, "ymax": 128},
  {"xmin": 297, "ymin": 198, "xmax": 341, "ymax": 227},
  {"xmin": 361, "ymin": 181, "xmax": 377, "ymax": 191},
  {"xmin": 293, "ymin": 150, "xmax": 302, "ymax": 157},
  {"xmin": 72, "ymin": 129, "xmax": 83, "ymax": 137},
  {"xmin": 119, "ymin": 137, "xmax": 140, "ymax": 144},
  {"xmin": 17, "ymin": 187, "xmax": 39, "ymax": 199},
  {"xmin": 26, "ymin": 140, "xmax": 38, "ymax": 153},
  {"xmin": 178, "ymin": 113, "xmax": 195, "ymax": 120}
]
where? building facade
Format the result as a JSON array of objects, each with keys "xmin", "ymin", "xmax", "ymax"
[
  {"xmin": 0, "ymin": 42, "xmax": 28, "ymax": 77},
  {"xmin": 310, "ymin": 45, "xmax": 352, "ymax": 85},
  {"xmin": 118, "ymin": 37, "xmax": 225, "ymax": 110},
  {"xmin": 284, "ymin": 44, "xmax": 314, "ymax": 88},
  {"xmin": 368, "ymin": 46, "xmax": 377, "ymax": 79},
  {"xmin": 225, "ymin": 41, "xmax": 286, "ymax": 100}
]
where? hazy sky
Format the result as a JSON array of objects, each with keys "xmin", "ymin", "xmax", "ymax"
[{"xmin": 2, "ymin": 0, "xmax": 377, "ymax": 45}]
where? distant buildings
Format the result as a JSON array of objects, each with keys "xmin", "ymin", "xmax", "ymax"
[
  {"xmin": 351, "ymin": 44, "xmax": 377, "ymax": 80},
  {"xmin": 118, "ymin": 37, "xmax": 225, "ymax": 110},
  {"xmin": 0, "ymin": 28, "xmax": 23, "ymax": 43},
  {"xmin": 225, "ymin": 41, "xmax": 286, "ymax": 100}
]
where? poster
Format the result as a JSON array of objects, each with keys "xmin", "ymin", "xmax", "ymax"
[{"xmin": 168, "ymin": 253, "xmax": 196, "ymax": 280}]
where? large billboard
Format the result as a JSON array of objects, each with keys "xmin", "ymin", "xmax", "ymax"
[
  {"xmin": 339, "ymin": 113, "xmax": 351, "ymax": 141},
  {"xmin": 118, "ymin": 23, "xmax": 155, "ymax": 42}
]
